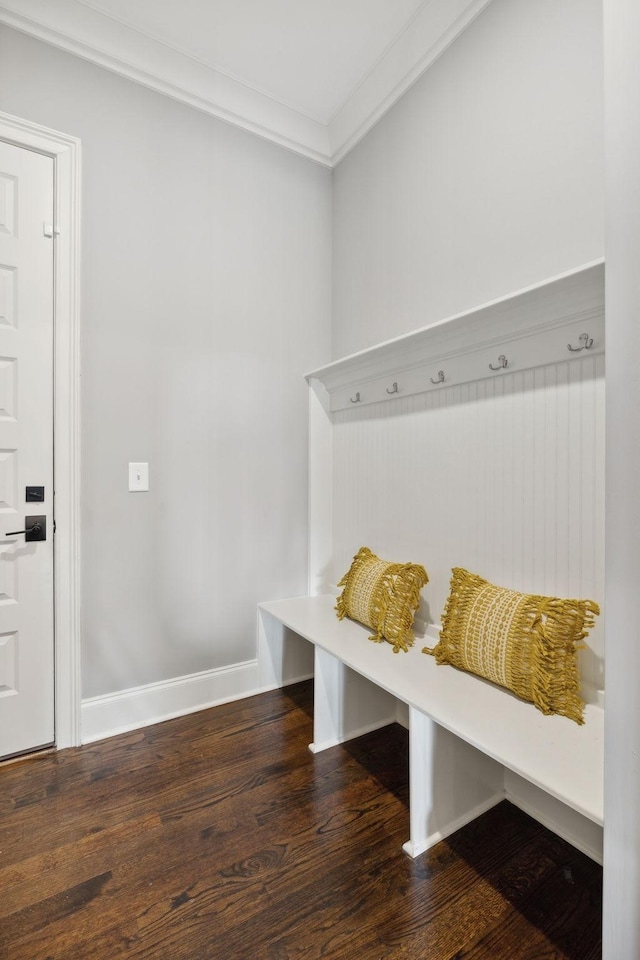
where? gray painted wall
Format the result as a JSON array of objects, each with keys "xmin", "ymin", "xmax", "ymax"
[
  {"xmin": 332, "ymin": 0, "xmax": 604, "ymax": 359},
  {"xmin": 0, "ymin": 0, "xmax": 604, "ymax": 703},
  {"xmin": 0, "ymin": 25, "xmax": 332, "ymax": 699}
]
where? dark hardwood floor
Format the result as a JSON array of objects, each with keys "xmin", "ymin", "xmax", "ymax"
[{"xmin": 0, "ymin": 681, "xmax": 602, "ymax": 959}]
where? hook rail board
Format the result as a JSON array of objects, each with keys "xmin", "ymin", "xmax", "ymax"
[{"xmin": 307, "ymin": 260, "xmax": 605, "ymax": 413}]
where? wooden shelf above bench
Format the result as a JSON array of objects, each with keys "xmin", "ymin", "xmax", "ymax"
[{"xmin": 306, "ymin": 260, "xmax": 605, "ymax": 412}]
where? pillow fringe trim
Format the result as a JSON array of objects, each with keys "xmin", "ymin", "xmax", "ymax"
[
  {"xmin": 336, "ymin": 546, "xmax": 428, "ymax": 654},
  {"xmin": 423, "ymin": 567, "xmax": 599, "ymax": 725}
]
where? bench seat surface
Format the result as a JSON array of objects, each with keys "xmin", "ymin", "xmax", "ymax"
[{"xmin": 259, "ymin": 594, "xmax": 603, "ymax": 825}]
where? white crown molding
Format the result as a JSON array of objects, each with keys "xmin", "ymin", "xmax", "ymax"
[
  {"xmin": 329, "ymin": 0, "xmax": 496, "ymax": 165},
  {"xmin": 0, "ymin": 0, "xmax": 333, "ymax": 165},
  {"xmin": 0, "ymin": 0, "xmax": 495, "ymax": 167}
]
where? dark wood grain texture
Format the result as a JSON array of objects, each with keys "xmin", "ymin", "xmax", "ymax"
[{"xmin": 0, "ymin": 681, "xmax": 602, "ymax": 959}]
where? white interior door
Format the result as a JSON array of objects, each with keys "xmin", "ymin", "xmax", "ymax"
[{"xmin": 0, "ymin": 140, "xmax": 55, "ymax": 759}]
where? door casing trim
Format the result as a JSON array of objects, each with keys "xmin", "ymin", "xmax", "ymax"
[{"xmin": 0, "ymin": 110, "xmax": 81, "ymax": 748}]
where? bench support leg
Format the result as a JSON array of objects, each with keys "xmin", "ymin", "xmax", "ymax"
[
  {"xmin": 258, "ymin": 609, "xmax": 314, "ymax": 689},
  {"xmin": 310, "ymin": 647, "xmax": 397, "ymax": 753},
  {"xmin": 403, "ymin": 706, "xmax": 505, "ymax": 859}
]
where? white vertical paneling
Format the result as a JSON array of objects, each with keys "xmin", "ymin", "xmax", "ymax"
[
  {"xmin": 603, "ymin": 0, "xmax": 640, "ymax": 947},
  {"xmin": 592, "ymin": 355, "xmax": 605, "ymax": 692},
  {"xmin": 331, "ymin": 356, "xmax": 605, "ymax": 695},
  {"xmin": 308, "ymin": 385, "xmax": 333, "ymax": 595}
]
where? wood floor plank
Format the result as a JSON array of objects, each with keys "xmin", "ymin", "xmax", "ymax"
[
  {"xmin": 0, "ymin": 812, "xmax": 163, "ymax": 917},
  {"xmin": 7, "ymin": 773, "xmax": 407, "ymax": 959},
  {"xmin": 0, "ymin": 698, "xmax": 314, "ymax": 866},
  {"xmin": 0, "ymin": 681, "xmax": 602, "ymax": 960}
]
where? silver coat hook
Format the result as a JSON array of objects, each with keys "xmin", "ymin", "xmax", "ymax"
[
  {"xmin": 489, "ymin": 355, "xmax": 508, "ymax": 371},
  {"xmin": 568, "ymin": 333, "xmax": 594, "ymax": 352},
  {"xmin": 350, "ymin": 392, "xmax": 361, "ymax": 403},
  {"xmin": 430, "ymin": 370, "xmax": 445, "ymax": 385},
  {"xmin": 386, "ymin": 381, "xmax": 399, "ymax": 395}
]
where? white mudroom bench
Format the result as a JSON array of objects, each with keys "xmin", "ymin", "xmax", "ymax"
[
  {"xmin": 258, "ymin": 593, "xmax": 604, "ymax": 861},
  {"xmin": 257, "ymin": 261, "xmax": 606, "ymax": 863}
]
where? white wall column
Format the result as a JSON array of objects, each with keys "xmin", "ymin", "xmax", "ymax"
[{"xmin": 603, "ymin": 1, "xmax": 640, "ymax": 954}]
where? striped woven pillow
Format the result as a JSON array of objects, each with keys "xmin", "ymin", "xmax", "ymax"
[
  {"xmin": 336, "ymin": 546, "xmax": 428, "ymax": 654},
  {"xmin": 423, "ymin": 568, "xmax": 599, "ymax": 724}
]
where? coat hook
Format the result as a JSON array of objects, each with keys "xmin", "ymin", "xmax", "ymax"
[
  {"xmin": 489, "ymin": 355, "xmax": 508, "ymax": 371},
  {"xmin": 350, "ymin": 392, "xmax": 361, "ymax": 403},
  {"xmin": 567, "ymin": 333, "xmax": 594, "ymax": 352},
  {"xmin": 430, "ymin": 370, "xmax": 445, "ymax": 385},
  {"xmin": 386, "ymin": 381, "xmax": 399, "ymax": 395}
]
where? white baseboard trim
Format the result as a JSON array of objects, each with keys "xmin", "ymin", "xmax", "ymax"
[
  {"xmin": 308, "ymin": 716, "xmax": 397, "ymax": 754},
  {"xmin": 505, "ymin": 771, "xmax": 603, "ymax": 864},
  {"xmin": 402, "ymin": 792, "xmax": 505, "ymax": 859},
  {"xmin": 81, "ymin": 659, "xmax": 264, "ymax": 744}
]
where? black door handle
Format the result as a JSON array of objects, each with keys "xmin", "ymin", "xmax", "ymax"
[{"xmin": 4, "ymin": 516, "xmax": 47, "ymax": 541}]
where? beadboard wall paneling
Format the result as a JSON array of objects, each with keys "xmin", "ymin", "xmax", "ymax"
[{"xmin": 330, "ymin": 354, "xmax": 605, "ymax": 696}]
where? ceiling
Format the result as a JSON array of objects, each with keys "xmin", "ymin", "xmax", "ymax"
[{"xmin": 0, "ymin": 0, "xmax": 494, "ymax": 166}]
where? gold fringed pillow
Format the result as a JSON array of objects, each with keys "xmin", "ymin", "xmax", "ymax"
[
  {"xmin": 336, "ymin": 546, "xmax": 428, "ymax": 653},
  {"xmin": 423, "ymin": 568, "xmax": 599, "ymax": 724}
]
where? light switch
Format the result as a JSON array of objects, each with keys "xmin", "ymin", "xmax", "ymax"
[{"xmin": 128, "ymin": 462, "xmax": 149, "ymax": 492}]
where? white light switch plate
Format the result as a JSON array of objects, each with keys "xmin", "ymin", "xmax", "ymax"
[{"xmin": 129, "ymin": 462, "xmax": 149, "ymax": 492}]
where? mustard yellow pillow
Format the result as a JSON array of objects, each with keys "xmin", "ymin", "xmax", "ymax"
[
  {"xmin": 336, "ymin": 546, "xmax": 428, "ymax": 653},
  {"xmin": 423, "ymin": 568, "xmax": 600, "ymax": 724}
]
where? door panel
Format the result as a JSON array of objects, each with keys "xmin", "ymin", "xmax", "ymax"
[{"xmin": 0, "ymin": 141, "xmax": 54, "ymax": 759}]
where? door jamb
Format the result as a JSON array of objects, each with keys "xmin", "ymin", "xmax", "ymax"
[{"xmin": 0, "ymin": 110, "xmax": 81, "ymax": 748}]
